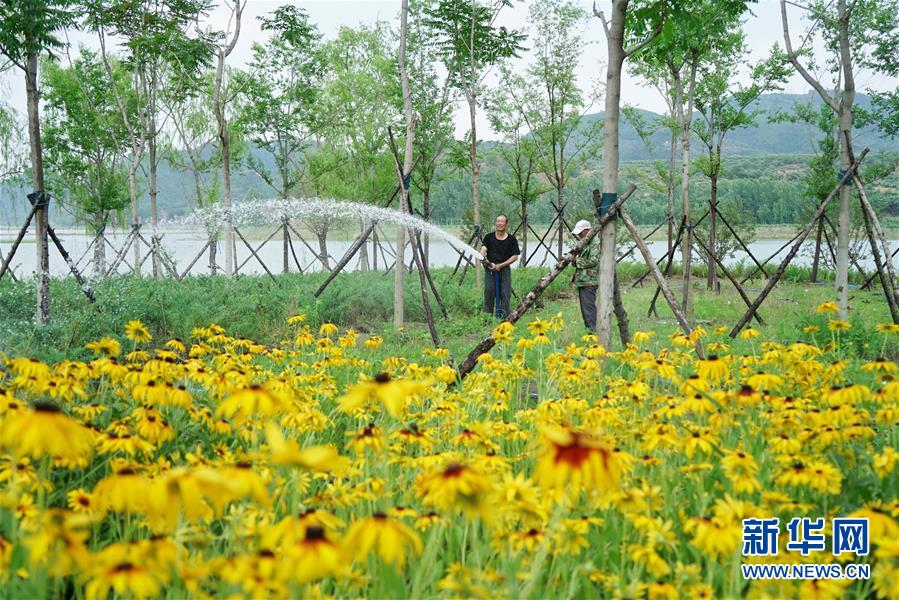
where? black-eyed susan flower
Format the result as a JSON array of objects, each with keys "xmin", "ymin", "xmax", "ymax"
[
  {"xmin": 535, "ymin": 425, "xmax": 631, "ymax": 494},
  {"xmin": 124, "ymin": 320, "xmax": 152, "ymax": 344},
  {"xmin": 414, "ymin": 462, "xmax": 494, "ymax": 519},
  {"xmin": 343, "ymin": 512, "xmax": 422, "ymax": 568},
  {"xmin": 1, "ymin": 402, "xmax": 94, "ymax": 462},
  {"xmin": 338, "ymin": 372, "xmax": 427, "ymax": 418}
]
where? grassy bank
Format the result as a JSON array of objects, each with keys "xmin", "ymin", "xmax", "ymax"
[{"xmin": 1, "ymin": 262, "xmax": 894, "ymax": 363}]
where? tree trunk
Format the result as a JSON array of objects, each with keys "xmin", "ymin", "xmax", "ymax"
[
  {"xmin": 395, "ymin": 0, "xmax": 415, "ymax": 331},
  {"xmin": 677, "ymin": 61, "xmax": 698, "ymax": 318},
  {"xmin": 25, "ymin": 51, "xmax": 50, "ymax": 322},
  {"xmin": 358, "ymin": 217, "xmax": 370, "ymax": 272},
  {"xmin": 93, "ymin": 218, "xmax": 106, "ymax": 279},
  {"xmin": 707, "ymin": 171, "xmax": 719, "ymax": 291},
  {"xmin": 811, "ymin": 217, "xmax": 823, "ymax": 282},
  {"xmin": 468, "ymin": 89, "xmax": 482, "ymax": 290},
  {"xmin": 835, "ymin": 0, "xmax": 854, "ymax": 319},
  {"xmin": 212, "ymin": 1, "xmax": 242, "ymax": 277},
  {"xmin": 520, "ymin": 200, "xmax": 528, "ymax": 268},
  {"xmin": 423, "ymin": 187, "xmax": 430, "ymax": 265},
  {"xmin": 596, "ymin": 0, "xmax": 627, "ymax": 349},
  {"xmin": 666, "ymin": 127, "xmax": 676, "ymax": 256},
  {"xmin": 316, "ymin": 228, "xmax": 330, "ymax": 271},
  {"xmin": 556, "ymin": 186, "xmax": 564, "ymax": 259},
  {"xmin": 148, "ymin": 109, "xmax": 160, "ymax": 277}
]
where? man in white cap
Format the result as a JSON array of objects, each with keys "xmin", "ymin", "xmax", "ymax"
[{"xmin": 570, "ymin": 219, "xmax": 598, "ymax": 330}]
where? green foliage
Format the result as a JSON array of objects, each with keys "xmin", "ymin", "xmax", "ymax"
[
  {"xmin": 0, "ymin": 0, "xmax": 76, "ymax": 68},
  {"xmin": 41, "ymin": 48, "xmax": 131, "ymax": 229},
  {"xmin": 236, "ymin": 6, "xmax": 322, "ymax": 199},
  {"xmin": 424, "ymin": 0, "xmax": 525, "ymax": 91}
]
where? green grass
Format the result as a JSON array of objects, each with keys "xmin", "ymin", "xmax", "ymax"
[{"xmin": 1, "ymin": 263, "xmax": 895, "ymax": 364}]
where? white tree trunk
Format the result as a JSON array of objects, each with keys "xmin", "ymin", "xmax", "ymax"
[
  {"xmin": 596, "ymin": 0, "xmax": 628, "ymax": 348},
  {"xmin": 395, "ymin": 0, "xmax": 415, "ymax": 329},
  {"xmin": 25, "ymin": 51, "xmax": 49, "ymax": 322}
]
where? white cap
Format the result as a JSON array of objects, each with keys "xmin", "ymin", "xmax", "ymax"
[{"xmin": 571, "ymin": 219, "xmax": 592, "ymax": 235}]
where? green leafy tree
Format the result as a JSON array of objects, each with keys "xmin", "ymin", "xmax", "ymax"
[
  {"xmin": 693, "ymin": 37, "xmax": 790, "ymax": 289},
  {"xmin": 508, "ymin": 0, "xmax": 599, "ymax": 259},
  {"xmin": 485, "ymin": 81, "xmax": 549, "ymax": 267},
  {"xmin": 780, "ymin": 0, "xmax": 899, "ymax": 317},
  {"xmin": 425, "ymin": 0, "xmax": 524, "ymax": 288},
  {"xmin": 313, "ymin": 23, "xmax": 402, "ymax": 271},
  {"xmin": 42, "ymin": 48, "xmax": 131, "ymax": 277},
  {"xmin": 409, "ymin": 0, "xmax": 456, "ymax": 263},
  {"xmin": 238, "ymin": 6, "xmax": 322, "ymax": 200}
]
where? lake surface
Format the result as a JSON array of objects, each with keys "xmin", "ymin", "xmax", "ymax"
[{"xmin": 0, "ymin": 226, "xmax": 894, "ymax": 279}]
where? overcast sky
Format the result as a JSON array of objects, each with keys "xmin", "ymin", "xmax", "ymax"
[{"xmin": 1, "ymin": 0, "xmax": 896, "ymax": 140}]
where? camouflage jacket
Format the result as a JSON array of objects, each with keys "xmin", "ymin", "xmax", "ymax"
[{"xmin": 573, "ymin": 239, "xmax": 599, "ymax": 287}]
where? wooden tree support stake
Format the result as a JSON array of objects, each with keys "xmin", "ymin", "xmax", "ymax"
[
  {"xmin": 47, "ymin": 225, "xmax": 95, "ymax": 303},
  {"xmin": 729, "ymin": 148, "xmax": 870, "ymax": 337},
  {"xmin": 232, "ymin": 225, "xmax": 280, "ymax": 285},
  {"xmin": 693, "ymin": 232, "xmax": 764, "ymax": 325},
  {"xmin": 456, "ymin": 185, "xmax": 636, "ymax": 380},
  {"xmin": 0, "ymin": 201, "xmax": 40, "ymax": 281},
  {"xmin": 619, "ymin": 208, "xmax": 704, "ymax": 357},
  {"xmin": 179, "ymin": 237, "xmax": 214, "ymax": 280}
]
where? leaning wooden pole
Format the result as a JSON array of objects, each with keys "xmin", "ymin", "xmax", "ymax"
[
  {"xmin": 619, "ymin": 208, "xmax": 704, "ymax": 357},
  {"xmin": 729, "ymin": 148, "xmax": 870, "ymax": 338},
  {"xmin": 858, "ymin": 196, "xmax": 899, "ymax": 323},
  {"xmin": 844, "ymin": 130, "xmax": 899, "ymax": 314},
  {"xmin": 0, "ymin": 201, "xmax": 40, "ymax": 281},
  {"xmin": 693, "ymin": 232, "xmax": 764, "ymax": 325},
  {"xmin": 456, "ymin": 186, "xmax": 636, "ymax": 380},
  {"xmin": 854, "ymin": 172, "xmax": 899, "ymax": 318},
  {"xmin": 47, "ymin": 225, "xmax": 96, "ymax": 303}
]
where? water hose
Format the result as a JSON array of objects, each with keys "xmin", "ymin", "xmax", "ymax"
[{"xmin": 494, "ymin": 269, "xmax": 501, "ymax": 317}]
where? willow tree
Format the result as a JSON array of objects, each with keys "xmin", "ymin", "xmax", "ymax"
[{"xmin": 425, "ymin": 0, "xmax": 524, "ymax": 289}]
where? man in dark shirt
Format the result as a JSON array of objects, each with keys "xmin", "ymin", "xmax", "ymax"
[{"xmin": 480, "ymin": 214, "xmax": 520, "ymax": 318}]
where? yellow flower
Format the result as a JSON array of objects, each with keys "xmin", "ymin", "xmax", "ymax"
[
  {"xmin": 738, "ymin": 327, "xmax": 760, "ymax": 340},
  {"xmin": 343, "ymin": 513, "xmax": 423, "ymax": 568},
  {"xmin": 414, "ymin": 463, "xmax": 494, "ymax": 519},
  {"xmin": 265, "ymin": 423, "xmax": 347, "ymax": 472},
  {"xmin": 338, "ymin": 372, "xmax": 427, "ymax": 417},
  {"xmin": 85, "ymin": 547, "xmax": 161, "ymax": 600},
  {"xmin": 0, "ymin": 402, "xmax": 94, "ymax": 462},
  {"xmin": 287, "ymin": 314, "xmax": 306, "ymax": 325},
  {"xmin": 816, "ymin": 300, "xmax": 840, "ymax": 314},
  {"xmin": 364, "ymin": 335, "xmax": 383, "ymax": 350},
  {"xmin": 803, "ymin": 325, "xmax": 821, "ymax": 333},
  {"xmin": 492, "ymin": 321, "xmax": 515, "ymax": 343},
  {"xmin": 215, "ymin": 383, "xmax": 290, "ymax": 422},
  {"xmin": 85, "ymin": 337, "xmax": 122, "ymax": 357},
  {"xmin": 124, "ymin": 320, "xmax": 152, "ymax": 344},
  {"xmin": 873, "ymin": 447, "xmax": 898, "ymax": 479},
  {"xmin": 827, "ymin": 320, "xmax": 851, "ymax": 331},
  {"xmin": 319, "ymin": 322, "xmax": 339, "ymax": 337},
  {"xmin": 696, "ymin": 355, "xmax": 728, "ymax": 384},
  {"xmin": 535, "ymin": 425, "xmax": 631, "ymax": 493},
  {"xmin": 632, "ymin": 331, "xmax": 655, "ymax": 345},
  {"xmin": 280, "ymin": 526, "xmax": 348, "ymax": 584}
]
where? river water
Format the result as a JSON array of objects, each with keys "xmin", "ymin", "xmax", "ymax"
[{"xmin": 0, "ymin": 226, "xmax": 893, "ymax": 279}]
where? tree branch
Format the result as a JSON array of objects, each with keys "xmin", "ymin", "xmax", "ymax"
[{"xmin": 780, "ymin": 0, "xmax": 839, "ymax": 112}]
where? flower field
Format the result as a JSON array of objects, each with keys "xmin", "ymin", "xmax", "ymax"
[{"xmin": 1, "ymin": 304, "xmax": 899, "ymax": 599}]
